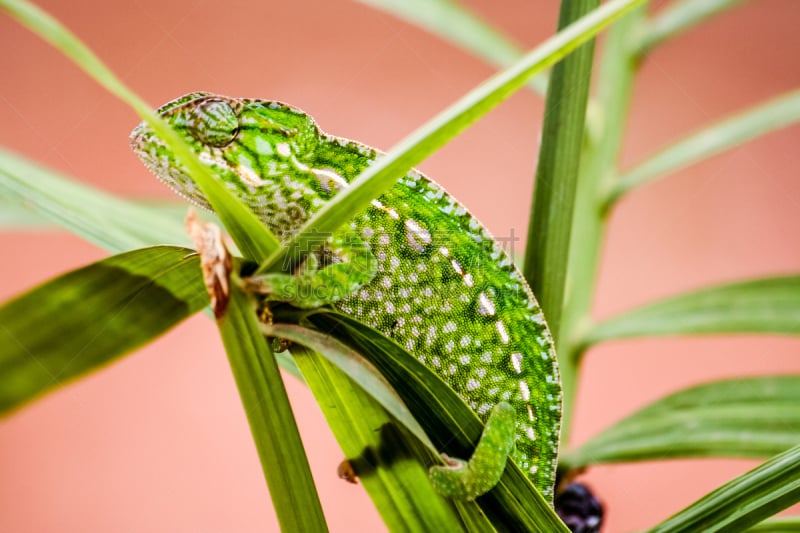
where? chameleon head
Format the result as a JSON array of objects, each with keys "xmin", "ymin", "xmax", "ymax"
[{"xmin": 130, "ymin": 92, "xmax": 323, "ymax": 237}]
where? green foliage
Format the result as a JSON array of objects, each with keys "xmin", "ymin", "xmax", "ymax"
[
  {"xmin": 0, "ymin": 246, "xmax": 206, "ymax": 414},
  {"xmin": 0, "ymin": 147, "xmax": 190, "ymax": 251},
  {"xmin": 218, "ymin": 288, "xmax": 327, "ymax": 532},
  {"xmin": 648, "ymin": 443, "xmax": 800, "ymax": 532},
  {"xmin": 563, "ymin": 376, "xmax": 800, "ymax": 467},
  {"xmin": 586, "ymin": 276, "xmax": 800, "ymax": 342},
  {"xmin": 1, "ymin": 0, "xmax": 799, "ymax": 531}
]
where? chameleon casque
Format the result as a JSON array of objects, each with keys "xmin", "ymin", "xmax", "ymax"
[{"xmin": 130, "ymin": 92, "xmax": 562, "ymax": 500}]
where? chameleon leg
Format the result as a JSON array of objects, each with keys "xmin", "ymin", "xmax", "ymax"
[
  {"xmin": 429, "ymin": 401, "xmax": 517, "ymax": 501},
  {"xmin": 246, "ymin": 234, "xmax": 377, "ymax": 309}
]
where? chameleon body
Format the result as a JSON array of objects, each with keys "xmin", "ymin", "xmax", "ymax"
[{"xmin": 130, "ymin": 93, "xmax": 562, "ymax": 500}]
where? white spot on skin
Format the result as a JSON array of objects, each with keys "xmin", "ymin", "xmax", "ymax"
[
  {"xmin": 478, "ymin": 292, "xmax": 496, "ymax": 316},
  {"xmin": 443, "ymin": 321, "xmax": 457, "ymax": 333},
  {"xmin": 459, "ymin": 355, "xmax": 471, "ymax": 365},
  {"xmin": 276, "ymin": 143, "xmax": 291, "ymax": 158},
  {"xmin": 385, "ymin": 301, "xmax": 395, "ymax": 313},
  {"xmin": 527, "ymin": 405, "xmax": 535, "ymax": 422},
  {"xmin": 496, "ymin": 321, "xmax": 510, "ymax": 344},
  {"xmin": 379, "ymin": 234, "xmax": 390, "ymax": 246},
  {"xmin": 460, "ymin": 336, "xmax": 471, "ymax": 347},
  {"xmin": 526, "ymin": 427, "xmax": 537, "ymax": 441},
  {"xmin": 255, "ymin": 137, "xmax": 273, "ymax": 155},
  {"xmin": 511, "ymin": 352, "xmax": 523, "ymax": 374},
  {"xmin": 519, "ymin": 381, "xmax": 531, "ymax": 401},
  {"xmin": 445, "ymin": 340, "xmax": 455, "ymax": 353},
  {"xmin": 404, "ymin": 218, "xmax": 432, "ymax": 252},
  {"xmin": 311, "ymin": 167, "xmax": 348, "ymax": 192},
  {"xmin": 463, "ymin": 273, "xmax": 474, "ymax": 288},
  {"xmin": 466, "ymin": 379, "xmax": 480, "ymax": 391},
  {"xmin": 450, "ymin": 259, "xmax": 464, "ymax": 275}
]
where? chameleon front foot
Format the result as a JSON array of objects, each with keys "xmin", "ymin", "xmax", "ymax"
[{"xmin": 428, "ymin": 401, "xmax": 516, "ymax": 501}]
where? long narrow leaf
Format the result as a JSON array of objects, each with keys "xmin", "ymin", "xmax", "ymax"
[
  {"xmin": 523, "ymin": 0, "xmax": 598, "ymax": 346},
  {"xmin": 0, "ymin": 195, "xmax": 190, "ymax": 231},
  {"xmin": 289, "ymin": 345, "xmax": 473, "ymax": 532},
  {"xmin": 562, "ymin": 376, "xmax": 800, "ymax": 467},
  {"xmin": 637, "ymin": 0, "xmax": 749, "ymax": 54},
  {"xmin": 0, "ymin": 246, "xmax": 207, "ymax": 415},
  {"xmin": 295, "ymin": 310, "xmax": 569, "ymax": 531},
  {"xmin": 218, "ymin": 288, "xmax": 327, "ymax": 532},
  {"xmin": 0, "ymin": 0, "xmax": 280, "ymax": 262},
  {"xmin": 261, "ymin": 323, "xmax": 431, "ymax": 449},
  {"xmin": 0, "ymin": 147, "xmax": 190, "ymax": 251},
  {"xmin": 746, "ymin": 517, "xmax": 800, "ymax": 532},
  {"xmin": 260, "ymin": 0, "xmax": 648, "ymax": 274},
  {"xmin": 357, "ymin": 0, "xmax": 547, "ymax": 94},
  {"xmin": 585, "ymin": 276, "xmax": 800, "ymax": 344},
  {"xmin": 607, "ymin": 89, "xmax": 800, "ymax": 205},
  {"xmin": 648, "ymin": 443, "xmax": 800, "ymax": 532}
]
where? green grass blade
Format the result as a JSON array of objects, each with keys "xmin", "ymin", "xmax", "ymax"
[
  {"xmin": 261, "ymin": 323, "xmax": 432, "ymax": 450},
  {"xmin": 288, "ymin": 345, "xmax": 472, "ymax": 532},
  {"xmin": 260, "ymin": 0, "xmax": 647, "ymax": 274},
  {"xmin": 557, "ymin": 6, "xmax": 646, "ymax": 443},
  {"xmin": 0, "ymin": 246, "xmax": 207, "ymax": 415},
  {"xmin": 746, "ymin": 517, "xmax": 800, "ymax": 532},
  {"xmin": 357, "ymin": 0, "xmax": 547, "ymax": 95},
  {"xmin": 647, "ymin": 443, "xmax": 800, "ymax": 532},
  {"xmin": 218, "ymin": 288, "xmax": 327, "ymax": 532},
  {"xmin": 523, "ymin": 0, "xmax": 598, "ymax": 350},
  {"xmin": 0, "ymin": 0, "xmax": 280, "ymax": 262},
  {"xmin": 562, "ymin": 376, "xmax": 800, "ymax": 467},
  {"xmin": 299, "ymin": 310, "xmax": 569, "ymax": 531},
  {"xmin": 0, "ymin": 195, "xmax": 190, "ymax": 231},
  {"xmin": 0, "ymin": 147, "xmax": 190, "ymax": 251},
  {"xmin": 606, "ymin": 89, "xmax": 800, "ymax": 206},
  {"xmin": 585, "ymin": 276, "xmax": 800, "ymax": 344},
  {"xmin": 637, "ymin": 0, "xmax": 749, "ymax": 54}
]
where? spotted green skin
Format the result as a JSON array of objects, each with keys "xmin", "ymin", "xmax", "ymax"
[{"xmin": 130, "ymin": 92, "xmax": 562, "ymax": 500}]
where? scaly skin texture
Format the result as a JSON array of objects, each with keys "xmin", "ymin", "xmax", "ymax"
[{"xmin": 130, "ymin": 93, "xmax": 562, "ymax": 500}]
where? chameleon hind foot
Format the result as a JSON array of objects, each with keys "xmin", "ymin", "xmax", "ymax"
[{"xmin": 429, "ymin": 401, "xmax": 516, "ymax": 501}]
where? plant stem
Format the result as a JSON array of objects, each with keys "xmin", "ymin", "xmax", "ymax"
[
  {"xmin": 524, "ymin": 0, "xmax": 599, "ymax": 343},
  {"xmin": 523, "ymin": 1, "xmax": 599, "ymax": 447},
  {"xmin": 558, "ymin": 6, "xmax": 646, "ymax": 445}
]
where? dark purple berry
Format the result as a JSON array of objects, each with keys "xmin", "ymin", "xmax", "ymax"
[{"xmin": 555, "ymin": 482, "xmax": 604, "ymax": 533}]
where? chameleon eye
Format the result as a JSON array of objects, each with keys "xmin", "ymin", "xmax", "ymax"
[{"xmin": 188, "ymin": 100, "xmax": 239, "ymax": 147}]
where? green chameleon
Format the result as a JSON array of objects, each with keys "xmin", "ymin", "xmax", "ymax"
[{"xmin": 130, "ymin": 92, "xmax": 562, "ymax": 501}]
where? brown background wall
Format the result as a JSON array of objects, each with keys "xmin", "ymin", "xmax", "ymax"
[{"xmin": 1, "ymin": 1, "xmax": 798, "ymax": 531}]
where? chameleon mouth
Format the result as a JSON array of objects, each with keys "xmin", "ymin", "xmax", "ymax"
[{"xmin": 129, "ymin": 123, "xmax": 213, "ymax": 212}]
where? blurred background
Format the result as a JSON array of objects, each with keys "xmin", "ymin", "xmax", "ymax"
[{"xmin": 1, "ymin": 0, "xmax": 798, "ymax": 531}]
